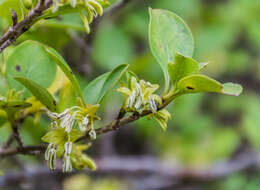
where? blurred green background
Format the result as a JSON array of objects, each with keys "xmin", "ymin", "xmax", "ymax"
[{"xmin": 1, "ymin": 0, "xmax": 260, "ymax": 189}]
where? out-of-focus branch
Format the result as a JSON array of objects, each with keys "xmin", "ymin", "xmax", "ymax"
[
  {"xmin": 0, "ymin": 94, "xmax": 175, "ymax": 158},
  {"xmin": 0, "ymin": 0, "xmax": 53, "ymax": 53},
  {"xmin": 0, "ymin": 145, "xmax": 46, "ymax": 158},
  {"xmin": 1, "ymin": 152, "xmax": 260, "ymax": 188}
]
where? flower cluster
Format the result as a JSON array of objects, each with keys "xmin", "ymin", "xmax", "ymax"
[
  {"xmin": 44, "ymin": 104, "xmax": 100, "ymax": 172},
  {"xmin": 52, "ymin": 0, "xmax": 108, "ymax": 33},
  {"xmin": 117, "ymin": 76, "xmax": 171, "ymax": 131},
  {"xmin": 117, "ymin": 77, "xmax": 162, "ymax": 113}
]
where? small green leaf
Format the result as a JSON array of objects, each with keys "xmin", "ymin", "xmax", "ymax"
[
  {"xmin": 177, "ymin": 74, "xmax": 222, "ymax": 94},
  {"xmin": 14, "ymin": 77, "xmax": 57, "ymax": 112},
  {"xmin": 99, "ymin": 64, "xmax": 129, "ymax": 103},
  {"xmin": 149, "ymin": 8, "xmax": 194, "ymax": 91},
  {"xmin": 222, "ymin": 83, "xmax": 243, "ymax": 96},
  {"xmin": 83, "ymin": 64, "xmax": 129, "ymax": 104},
  {"xmin": 83, "ymin": 73, "xmax": 109, "ymax": 105},
  {"xmin": 177, "ymin": 74, "xmax": 243, "ymax": 96},
  {"xmin": 44, "ymin": 46, "xmax": 84, "ymax": 103},
  {"xmin": 168, "ymin": 52, "xmax": 199, "ymax": 87}
]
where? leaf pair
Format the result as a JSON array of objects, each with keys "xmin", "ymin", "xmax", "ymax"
[
  {"xmin": 9, "ymin": 41, "xmax": 128, "ymax": 112},
  {"xmin": 168, "ymin": 53, "xmax": 242, "ymax": 97},
  {"xmin": 6, "ymin": 40, "xmax": 82, "ymax": 112},
  {"xmin": 83, "ymin": 64, "xmax": 129, "ymax": 104},
  {"xmin": 149, "ymin": 8, "xmax": 242, "ymax": 97},
  {"xmin": 149, "ymin": 8, "xmax": 194, "ymax": 92}
]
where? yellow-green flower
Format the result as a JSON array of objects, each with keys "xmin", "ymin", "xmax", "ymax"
[
  {"xmin": 151, "ymin": 109, "xmax": 171, "ymax": 131},
  {"xmin": 117, "ymin": 77, "xmax": 162, "ymax": 113}
]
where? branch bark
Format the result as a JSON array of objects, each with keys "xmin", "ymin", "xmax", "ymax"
[{"xmin": 0, "ymin": 0, "xmax": 53, "ymax": 53}]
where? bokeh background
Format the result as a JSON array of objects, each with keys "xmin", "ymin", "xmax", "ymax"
[{"xmin": 1, "ymin": 0, "xmax": 260, "ymax": 189}]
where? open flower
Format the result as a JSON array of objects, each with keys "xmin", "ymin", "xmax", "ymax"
[
  {"xmin": 117, "ymin": 77, "xmax": 162, "ymax": 113},
  {"xmin": 46, "ymin": 104, "xmax": 100, "ymax": 139}
]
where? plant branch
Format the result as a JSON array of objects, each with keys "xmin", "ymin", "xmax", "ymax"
[
  {"xmin": 0, "ymin": 145, "xmax": 46, "ymax": 158},
  {"xmin": 0, "ymin": 93, "xmax": 178, "ymax": 157},
  {"xmin": 0, "ymin": 0, "xmax": 53, "ymax": 53}
]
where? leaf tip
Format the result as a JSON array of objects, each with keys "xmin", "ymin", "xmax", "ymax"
[{"xmin": 222, "ymin": 83, "xmax": 243, "ymax": 96}]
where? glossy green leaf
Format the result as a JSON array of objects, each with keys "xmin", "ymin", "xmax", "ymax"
[
  {"xmin": 14, "ymin": 77, "xmax": 57, "ymax": 112},
  {"xmin": 83, "ymin": 64, "xmax": 129, "ymax": 104},
  {"xmin": 168, "ymin": 52, "xmax": 199, "ymax": 87},
  {"xmin": 6, "ymin": 40, "xmax": 57, "ymax": 98},
  {"xmin": 177, "ymin": 74, "xmax": 243, "ymax": 96},
  {"xmin": 149, "ymin": 8, "xmax": 194, "ymax": 91},
  {"xmin": 44, "ymin": 46, "xmax": 84, "ymax": 102}
]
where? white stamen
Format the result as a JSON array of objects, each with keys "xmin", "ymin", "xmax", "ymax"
[
  {"xmin": 45, "ymin": 143, "xmax": 57, "ymax": 171},
  {"xmin": 64, "ymin": 142, "xmax": 72, "ymax": 155},
  {"xmin": 127, "ymin": 90, "xmax": 136, "ymax": 108},
  {"xmin": 63, "ymin": 154, "xmax": 72, "ymax": 173},
  {"xmin": 89, "ymin": 129, "xmax": 96, "ymax": 140},
  {"xmin": 149, "ymin": 95, "xmax": 157, "ymax": 113}
]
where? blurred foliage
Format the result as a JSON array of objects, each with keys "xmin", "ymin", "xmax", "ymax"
[
  {"xmin": 63, "ymin": 174, "xmax": 127, "ymax": 190},
  {"xmin": 0, "ymin": 0, "xmax": 260, "ymax": 189}
]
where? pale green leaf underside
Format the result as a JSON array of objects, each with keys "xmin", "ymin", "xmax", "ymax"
[
  {"xmin": 14, "ymin": 77, "xmax": 57, "ymax": 112},
  {"xmin": 222, "ymin": 82, "xmax": 243, "ymax": 96},
  {"xmin": 149, "ymin": 8, "xmax": 194, "ymax": 89}
]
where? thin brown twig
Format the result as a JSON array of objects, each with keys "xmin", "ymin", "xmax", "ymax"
[
  {"xmin": 0, "ymin": 94, "xmax": 175, "ymax": 158},
  {"xmin": 0, "ymin": 145, "xmax": 46, "ymax": 158},
  {"xmin": 0, "ymin": 0, "xmax": 53, "ymax": 53}
]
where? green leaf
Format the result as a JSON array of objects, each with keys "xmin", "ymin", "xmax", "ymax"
[
  {"xmin": 222, "ymin": 83, "xmax": 243, "ymax": 96},
  {"xmin": 177, "ymin": 74, "xmax": 222, "ymax": 94},
  {"xmin": 44, "ymin": 46, "xmax": 84, "ymax": 102},
  {"xmin": 168, "ymin": 52, "xmax": 199, "ymax": 87},
  {"xmin": 177, "ymin": 74, "xmax": 243, "ymax": 96},
  {"xmin": 149, "ymin": 8, "xmax": 194, "ymax": 91},
  {"xmin": 83, "ymin": 64, "xmax": 129, "ymax": 104},
  {"xmin": 58, "ymin": 81, "xmax": 77, "ymax": 112},
  {"xmin": 14, "ymin": 77, "xmax": 57, "ymax": 112},
  {"xmin": 6, "ymin": 40, "xmax": 57, "ymax": 98}
]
